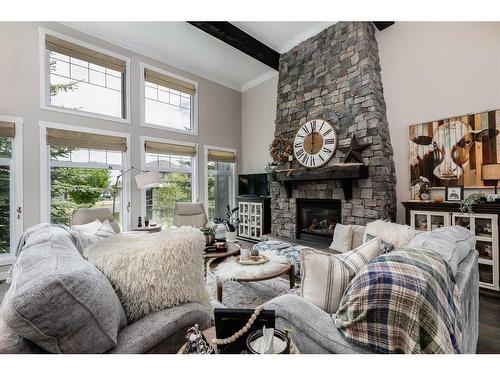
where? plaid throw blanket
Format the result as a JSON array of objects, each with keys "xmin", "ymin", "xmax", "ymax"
[{"xmin": 334, "ymin": 247, "xmax": 463, "ymax": 354}]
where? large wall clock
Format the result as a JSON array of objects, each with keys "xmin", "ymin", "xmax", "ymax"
[{"xmin": 293, "ymin": 119, "xmax": 337, "ymax": 168}]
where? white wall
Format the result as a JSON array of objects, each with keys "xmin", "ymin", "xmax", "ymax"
[
  {"xmin": 241, "ymin": 75, "xmax": 278, "ymax": 173},
  {"xmin": 377, "ymin": 22, "xmax": 500, "ymax": 222},
  {"xmin": 0, "ymin": 22, "xmax": 242, "ymax": 231}
]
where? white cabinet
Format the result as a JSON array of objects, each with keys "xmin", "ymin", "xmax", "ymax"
[
  {"xmin": 410, "ymin": 211, "xmax": 450, "ymax": 233},
  {"xmin": 237, "ymin": 198, "xmax": 270, "ymax": 241},
  {"xmin": 452, "ymin": 213, "xmax": 499, "ymax": 291},
  {"xmin": 409, "ymin": 209, "xmax": 499, "ymax": 291},
  {"xmin": 238, "ymin": 201, "xmax": 263, "ymax": 241}
]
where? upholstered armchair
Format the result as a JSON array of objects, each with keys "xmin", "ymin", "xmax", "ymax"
[
  {"xmin": 71, "ymin": 207, "xmax": 121, "ymax": 234},
  {"xmin": 173, "ymin": 202, "xmax": 208, "ymax": 228}
]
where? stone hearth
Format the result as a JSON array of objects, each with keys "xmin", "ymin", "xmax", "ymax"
[{"xmin": 271, "ymin": 21, "xmax": 397, "ymax": 239}]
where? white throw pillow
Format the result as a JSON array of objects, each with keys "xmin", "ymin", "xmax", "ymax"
[
  {"xmin": 73, "ymin": 219, "xmax": 116, "ymax": 250},
  {"xmin": 329, "ymin": 224, "xmax": 353, "ymax": 253},
  {"xmin": 351, "ymin": 225, "xmax": 366, "ymax": 249},
  {"xmin": 408, "ymin": 226, "xmax": 475, "ymax": 276},
  {"xmin": 96, "ymin": 220, "xmax": 116, "ymax": 238},
  {"xmin": 364, "ymin": 219, "xmax": 416, "ymax": 249},
  {"xmin": 72, "ymin": 219, "xmax": 102, "ymax": 233},
  {"xmin": 301, "ymin": 238, "xmax": 381, "ymax": 314}
]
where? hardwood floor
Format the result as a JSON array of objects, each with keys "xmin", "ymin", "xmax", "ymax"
[{"xmin": 477, "ymin": 294, "xmax": 500, "ymax": 353}]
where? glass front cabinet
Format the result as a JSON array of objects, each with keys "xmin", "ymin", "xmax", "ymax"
[
  {"xmin": 452, "ymin": 213, "xmax": 499, "ymax": 291},
  {"xmin": 407, "ymin": 206, "xmax": 500, "ymax": 292},
  {"xmin": 237, "ymin": 197, "xmax": 271, "ymax": 242}
]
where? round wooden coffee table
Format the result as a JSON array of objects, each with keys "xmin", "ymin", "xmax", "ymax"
[
  {"xmin": 203, "ymin": 242, "xmax": 240, "ymax": 260},
  {"xmin": 208, "ymin": 255, "xmax": 295, "ymax": 303}
]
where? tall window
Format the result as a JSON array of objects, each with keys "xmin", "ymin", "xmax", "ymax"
[
  {"xmin": 206, "ymin": 148, "xmax": 236, "ymax": 221},
  {"xmin": 143, "ymin": 67, "xmax": 196, "ymax": 133},
  {"xmin": 144, "ymin": 141, "xmax": 196, "ymax": 227},
  {"xmin": 44, "ymin": 33, "xmax": 127, "ymax": 120},
  {"xmin": 0, "ymin": 120, "xmax": 20, "ymax": 256},
  {"xmin": 47, "ymin": 128, "xmax": 127, "ymax": 227}
]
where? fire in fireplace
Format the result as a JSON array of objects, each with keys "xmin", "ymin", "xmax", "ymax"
[{"xmin": 296, "ymin": 199, "xmax": 342, "ymax": 243}]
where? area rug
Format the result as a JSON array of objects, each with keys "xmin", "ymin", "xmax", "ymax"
[{"xmin": 206, "ymin": 274, "xmax": 300, "ymax": 309}]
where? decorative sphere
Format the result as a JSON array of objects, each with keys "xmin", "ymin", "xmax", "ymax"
[{"xmin": 250, "ymin": 249, "xmax": 259, "ymax": 257}]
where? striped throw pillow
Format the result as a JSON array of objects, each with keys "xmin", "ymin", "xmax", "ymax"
[{"xmin": 301, "ymin": 238, "xmax": 381, "ymax": 314}]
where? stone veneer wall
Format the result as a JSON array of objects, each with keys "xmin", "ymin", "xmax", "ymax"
[{"xmin": 271, "ymin": 21, "xmax": 397, "ymax": 239}]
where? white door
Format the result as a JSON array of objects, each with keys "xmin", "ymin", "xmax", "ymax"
[{"xmin": 0, "ymin": 116, "xmax": 23, "ymax": 277}]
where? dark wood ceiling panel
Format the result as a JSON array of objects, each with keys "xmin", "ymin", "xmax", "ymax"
[{"xmin": 187, "ymin": 21, "xmax": 280, "ymax": 70}]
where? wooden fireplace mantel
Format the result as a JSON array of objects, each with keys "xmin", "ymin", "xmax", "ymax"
[{"xmin": 275, "ymin": 164, "xmax": 369, "ymax": 200}]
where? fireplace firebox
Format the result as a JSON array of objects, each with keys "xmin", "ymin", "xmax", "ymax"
[{"xmin": 296, "ymin": 199, "xmax": 341, "ymax": 244}]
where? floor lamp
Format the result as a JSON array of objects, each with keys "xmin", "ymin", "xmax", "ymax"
[{"xmin": 111, "ymin": 167, "xmax": 162, "ymax": 216}]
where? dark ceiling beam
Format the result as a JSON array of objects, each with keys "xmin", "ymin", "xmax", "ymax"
[
  {"xmin": 187, "ymin": 21, "xmax": 280, "ymax": 71},
  {"xmin": 373, "ymin": 22, "xmax": 395, "ymax": 31}
]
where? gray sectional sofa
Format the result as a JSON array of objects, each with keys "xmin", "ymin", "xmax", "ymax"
[
  {"xmin": 265, "ymin": 240, "xmax": 480, "ymax": 354},
  {"xmin": 0, "ymin": 225, "xmax": 211, "ymax": 354}
]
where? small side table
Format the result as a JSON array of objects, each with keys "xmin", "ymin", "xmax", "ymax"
[{"xmin": 132, "ymin": 225, "xmax": 162, "ymax": 233}]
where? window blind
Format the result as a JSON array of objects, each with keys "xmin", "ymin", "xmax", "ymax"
[
  {"xmin": 0, "ymin": 121, "xmax": 15, "ymax": 138},
  {"xmin": 144, "ymin": 68, "xmax": 196, "ymax": 96},
  {"xmin": 207, "ymin": 149, "xmax": 236, "ymax": 163},
  {"xmin": 46, "ymin": 35, "xmax": 127, "ymax": 73},
  {"xmin": 46, "ymin": 128, "xmax": 127, "ymax": 152},
  {"xmin": 144, "ymin": 140, "xmax": 196, "ymax": 157}
]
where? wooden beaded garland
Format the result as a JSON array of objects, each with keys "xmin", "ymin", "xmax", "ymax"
[{"xmin": 211, "ymin": 304, "xmax": 264, "ymax": 346}]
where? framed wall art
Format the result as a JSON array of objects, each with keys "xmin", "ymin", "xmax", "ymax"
[{"xmin": 409, "ymin": 109, "xmax": 500, "ymax": 188}]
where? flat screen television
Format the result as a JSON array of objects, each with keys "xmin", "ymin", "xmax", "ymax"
[{"xmin": 238, "ymin": 173, "xmax": 268, "ymax": 197}]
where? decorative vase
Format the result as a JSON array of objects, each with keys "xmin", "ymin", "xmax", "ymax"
[
  {"xmin": 205, "ymin": 234, "xmax": 215, "ymax": 246},
  {"xmin": 226, "ymin": 231, "xmax": 237, "ymax": 242}
]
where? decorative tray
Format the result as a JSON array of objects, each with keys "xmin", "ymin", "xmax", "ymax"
[{"xmin": 235, "ymin": 255, "xmax": 269, "ymax": 266}]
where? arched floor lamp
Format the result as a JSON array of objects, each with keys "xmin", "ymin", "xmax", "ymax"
[{"xmin": 112, "ymin": 167, "xmax": 162, "ymax": 216}]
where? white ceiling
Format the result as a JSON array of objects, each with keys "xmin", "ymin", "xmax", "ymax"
[{"xmin": 63, "ymin": 21, "xmax": 334, "ymax": 92}]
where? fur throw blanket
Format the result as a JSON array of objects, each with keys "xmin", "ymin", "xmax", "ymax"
[
  {"xmin": 365, "ymin": 220, "xmax": 416, "ymax": 248},
  {"xmin": 84, "ymin": 227, "xmax": 212, "ymax": 322},
  {"xmin": 211, "ymin": 251, "xmax": 290, "ymax": 282}
]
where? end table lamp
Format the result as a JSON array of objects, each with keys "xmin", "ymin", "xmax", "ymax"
[
  {"xmin": 112, "ymin": 167, "xmax": 162, "ymax": 216},
  {"xmin": 482, "ymin": 163, "xmax": 500, "ymax": 195}
]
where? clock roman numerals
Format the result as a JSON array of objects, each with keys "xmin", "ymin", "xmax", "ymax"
[
  {"xmin": 322, "ymin": 128, "xmax": 332, "ymax": 137},
  {"xmin": 293, "ymin": 119, "xmax": 337, "ymax": 168},
  {"xmin": 325, "ymin": 138, "xmax": 336, "ymax": 145}
]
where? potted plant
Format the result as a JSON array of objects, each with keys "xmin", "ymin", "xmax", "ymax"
[
  {"xmin": 214, "ymin": 205, "xmax": 240, "ymax": 243},
  {"xmin": 200, "ymin": 226, "xmax": 216, "ymax": 246},
  {"xmin": 461, "ymin": 192, "xmax": 487, "ymax": 215},
  {"xmin": 265, "ymin": 162, "xmax": 277, "ymax": 183}
]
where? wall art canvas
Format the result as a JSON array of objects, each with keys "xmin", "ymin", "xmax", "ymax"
[{"xmin": 409, "ymin": 110, "xmax": 500, "ymax": 187}]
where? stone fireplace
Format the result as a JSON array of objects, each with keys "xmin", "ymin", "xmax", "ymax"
[
  {"xmin": 296, "ymin": 199, "xmax": 341, "ymax": 244},
  {"xmin": 270, "ymin": 22, "xmax": 397, "ymax": 240}
]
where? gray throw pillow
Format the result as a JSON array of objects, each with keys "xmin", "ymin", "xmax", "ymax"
[
  {"xmin": 365, "ymin": 233, "xmax": 395, "ymax": 254},
  {"xmin": 0, "ymin": 226, "xmax": 127, "ymax": 353}
]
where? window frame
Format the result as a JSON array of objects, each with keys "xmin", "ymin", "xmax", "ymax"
[
  {"xmin": 140, "ymin": 136, "xmax": 198, "ymax": 221},
  {"xmin": 140, "ymin": 63, "xmax": 199, "ymax": 136},
  {"xmin": 0, "ymin": 116, "xmax": 23, "ymax": 271},
  {"xmin": 38, "ymin": 26, "xmax": 131, "ymax": 124},
  {"xmin": 39, "ymin": 121, "xmax": 131, "ymax": 231},
  {"xmin": 203, "ymin": 145, "xmax": 237, "ymax": 220}
]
